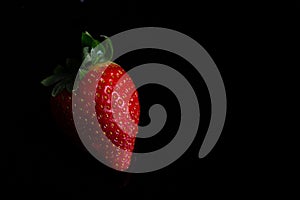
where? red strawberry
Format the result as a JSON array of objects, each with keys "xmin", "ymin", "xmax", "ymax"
[
  {"xmin": 42, "ymin": 32, "xmax": 140, "ymax": 171},
  {"xmin": 49, "ymin": 89, "xmax": 80, "ymax": 145},
  {"xmin": 73, "ymin": 61, "xmax": 140, "ymax": 171},
  {"xmin": 41, "ymin": 57, "xmax": 82, "ymax": 146}
]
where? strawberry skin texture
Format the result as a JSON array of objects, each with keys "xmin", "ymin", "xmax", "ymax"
[
  {"xmin": 73, "ymin": 62, "xmax": 140, "ymax": 171},
  {"xmin": 50, "ymin": 89, "xmax": 79, "ymax": 143}
]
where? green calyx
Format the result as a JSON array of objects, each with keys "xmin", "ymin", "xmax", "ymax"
[
  {"xmin": 41, "ymin": 58, "xmax": 81, "ymax": 96},
  {"xmin": 41, "ymin": 31, "xmax": 114, "ymax": 97},
  {"xmin": 81, "ymin": 32, "xmax": 113, "ymax": 67}
]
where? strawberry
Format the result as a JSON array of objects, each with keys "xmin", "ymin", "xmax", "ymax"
[
  {"xmin": 41, "ymin": 32, "xmax": 140, "ymax": 171},
  {"xmin": 49, "ymin": 89, "xmax": 80, "ymax": 145},
  {"xmin": 41, "ymin": 57, "xmax": 82, "ymax": 145},
  {"xmin": 73, "ymin": 61, "xmax": 140, "ymax": 171}
]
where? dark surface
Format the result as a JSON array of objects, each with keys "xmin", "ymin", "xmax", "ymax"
[{"xmin": 2, "ymin": 0, "xmax": 287, "ymax": 197}]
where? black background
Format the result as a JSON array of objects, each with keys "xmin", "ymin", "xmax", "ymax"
[{"xmin": 2, "ymin": 0, "xmax": 291, "ymax": 197}]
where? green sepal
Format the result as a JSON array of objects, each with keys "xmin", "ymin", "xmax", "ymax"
[
  {"xmin": 90, "ymin": 44, "xmax": 106, "ymax": 65},
  {"xmin": 66, "ymin": 82, "xmax": 73, "ymax": 93},
  {"xmin": 82, "ymin": 46, "xmax": 90, "ymax": 58},
  {"xmin": 81, "ymin": 31, "xmax": 100, "ymax": 48},
  {"xmin": 79, "ymin": 68, "xmax": 89, "ymax": 80},
  {"xmin": 100, "ymin": 35, "xmax": 114, "ymax": 62},
  {"xmin": 42, "ymin": 31, "xmax": 114, "ymax": 97},
  {"xmin": 41, "ymin": 73, "xmax": 67, "ymax": 87},
  {"xmin": 51, "ymin": 81, "xmax": 65, "ymax": 97},
  {"xmin": 81, "ymin": 32, "xmax": 113, "ymax": 66}
]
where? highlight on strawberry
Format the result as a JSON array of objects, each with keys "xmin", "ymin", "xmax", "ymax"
[{"xmin": 41, "ymin": 32, "xmax": 140, "ymax": 171}]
